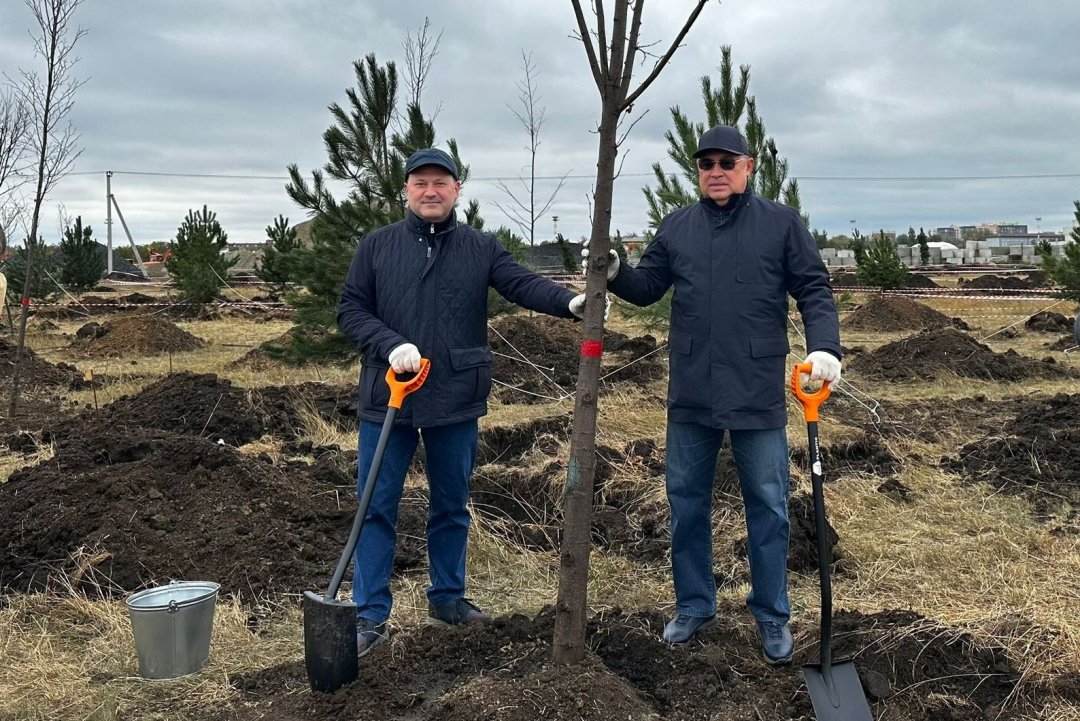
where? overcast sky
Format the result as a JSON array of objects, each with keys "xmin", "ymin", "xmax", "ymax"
[{"xmin": 1, "ymin": 0, "xmax": 1079, "ymax": 247}]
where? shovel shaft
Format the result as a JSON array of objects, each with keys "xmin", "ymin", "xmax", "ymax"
[
  {"xmin": 323, "ymin": 406, "xmax": 398, "ymax": 601},
  {"xmin": 807, "ymin": 419, "xmax": 834, "ymax": 669}
]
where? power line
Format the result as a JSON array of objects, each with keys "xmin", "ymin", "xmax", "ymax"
[{"xmin": 53, "ymin": 168, "xmax": 1080, "ymax": 183}]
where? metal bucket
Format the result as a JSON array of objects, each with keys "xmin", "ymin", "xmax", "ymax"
[{"xmin": 126, "ymin": 580, "xmax": 220, "ymax": 680}]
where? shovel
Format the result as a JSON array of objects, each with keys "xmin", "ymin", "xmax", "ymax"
[
  {"xmin": 790, "ymin": 363, "xmax": 872, "ymax": 721},
  {"xmin": 303, "ymin": 358, "xmax": 430, "ymax": 693}
]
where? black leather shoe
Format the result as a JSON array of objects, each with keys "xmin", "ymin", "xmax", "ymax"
[
  {"xmin": 757, "ymin": 620, "xmax": 793, "ymax": 665},
  {"xmin": 356, "ymin": 618, "xmax": 388, "ymax": 658},
  {"xmin": 426, "ymin": 598, "xmax": 492, "ymax": 626},
  {"xmin": 662, "ymin": 613, "xmax": 718, "ymax": 644}
]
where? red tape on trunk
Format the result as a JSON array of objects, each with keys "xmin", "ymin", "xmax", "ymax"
[{"xmin": 581, "ymin": 340, "xmax": 603, "ymax": 357}]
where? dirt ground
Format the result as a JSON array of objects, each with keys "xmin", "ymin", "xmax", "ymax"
[
  {"xmin": 197, "ymin": 605, "xmax": 1031, "ymax": 721},
  {"xmin": 842, "ymin": 295, "xmax": 969, "ymax": 333},
  {"xmin": 72, "ymin": 314, "xmax": 207, "ymax": 357},
  {"xmin": 847, "ymin": 327, "xmax": 1075, "ymax": 381}
]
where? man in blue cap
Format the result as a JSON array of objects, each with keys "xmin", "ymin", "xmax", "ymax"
[
  {"xmin": 587, "ymin": 125, "xmax": 841, "ymax": 664},
  {"xmin": 338, "ymin": 147, "xmax": 595, "ymax": 657}
]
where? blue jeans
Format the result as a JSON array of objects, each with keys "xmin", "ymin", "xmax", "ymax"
[
  {"xmin": 352, "ymin": 418, "xmax": 478, "ymax": 623},
  {"xmin": 666, "ymin": 420, "xmax": 791, "ymax": 623}
]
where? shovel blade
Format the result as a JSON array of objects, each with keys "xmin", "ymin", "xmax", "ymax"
[
  {"xmin": 802, "ymin": 661, "xmax": 873, "ymax": 721},
  {"xmin": 303, "ymin": 590, "xmax": 358, "ymax": 693}
]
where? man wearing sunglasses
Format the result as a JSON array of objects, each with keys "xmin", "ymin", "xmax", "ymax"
[{"xmin": 597, "ymin": 125, "xmax": 841, "ymax": 664}]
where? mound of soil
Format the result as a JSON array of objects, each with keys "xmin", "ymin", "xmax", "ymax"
[
  {"xmin": 830, "ymin": 272, "xmax": 859, "ymax": 288},
  {"xmin": 847, "ymin": 327, "xmax": 1073, "ymax": 381},
  {"xmin": 1025, "ymin": 270, "xmax": 1050, "ymax": 287},
  {"xmin": 1025, "ymin": 310, "xmax": 1073, "ymax": 333},
  {"xmin": 903, "ymin": 273, "xmax": 939, "ymax": 288},
  {"xmin": 959, "ymin": 274, "xmax": 1033, "ymax": 290},
  {"xmin": 208, "ymin": 606, "xmax": 1027, "ymax": 721},
  {"xmin": 1047, "ymin": 334, "xmax": 1077, "ymax": 351},
  {"xmin": 790, "ymin": 433, "xmax": 899, "ymax": 477},
  {"xmin": 488, "ymin": 316, "xmax": 664, "ymax": 404},
  {"xmin": 947, "ymin": 393, "xmax": 1080, "ymax": 524},
  {"xmin": 73, "ymin": 315, "xmax": 206, "ymax": 357},
  {"xmin": 0, "ymin": 424, "xmax": 354, "ymax": 599},
  {"xmin": 843, "ymin": 295, "xmax": 968, "ymax": 333},
  {"xmin": 82, "ymin": 372, "xmax": 358, "ymax": 446},
  {"xmin": 0, "ymin": 339, "xmax": 86, "ymax": 391}
]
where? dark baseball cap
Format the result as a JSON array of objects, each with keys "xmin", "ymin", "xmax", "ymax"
[
  {"xmin": 693, "ymin": 125, "xmax": 749, "ymax": 158},
  {"xmin": 405, "ymin": 148, "xmax": 459, "ymax": 180}
]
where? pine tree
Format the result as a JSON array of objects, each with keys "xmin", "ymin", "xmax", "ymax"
[
  {"xmin": 917, "ymin": 227, "xmax": 930, "ymax": 265},
  {"xmin": 555, "ymin": 233, "xmax": 577, "ymax": 273},
  {"xmin": 254, "ymin": 214, "xmax": 299, "ymax": 293},
  {"xmin": 643, "ymin": 45, "xmax": 805, "ymax": 230},
  {"xmin": 1036, "ymin": 200, "xmax": 1080, "ymax": 301},
  {"xmin": 3, "ymin": 235, "xmax": 57, "ymax": 302},
  {"xmin": 856, "ymin": 234, "xmax": 908, "ymax": 289},
  {"xmin": 166, "ymin": 205, "xmax": 236, "ymax": 303},
  {"xmin": 273, "ymin": 52, "xmax": 481, "ymax": 364},
  {"xmin": 488, "ymin": 226, "xmax": 527, "ymax": 317},
  {"xmin": 58, "ymin": 215, "xmax": 104, "ymax": 291}
]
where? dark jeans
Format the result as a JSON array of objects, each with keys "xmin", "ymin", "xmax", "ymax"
[
  {"xmin": 666, "ymin": 420, "xmax": 791, "ymax": 623},
  {"xmin": 352, "ymin": 418, "xmax": 478, "ymax": 623}
]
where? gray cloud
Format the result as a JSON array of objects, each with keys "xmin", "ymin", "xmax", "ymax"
[{"xmin": 1, "ymin": 0, "xmax": 1077, "ymax": 246}]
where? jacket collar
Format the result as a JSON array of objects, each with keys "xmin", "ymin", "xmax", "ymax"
[
  {"xmin": 699, "ymin": 187, "xmax": 752, "ymax": 217},
  {"xmin": 406, "ymin": 209, "xmax": 458, "ymax": 235}
]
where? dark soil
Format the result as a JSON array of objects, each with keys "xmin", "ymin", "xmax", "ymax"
[
  {"xmin": 72, "ymin": 315, "xmax": 207, "ymax": 357},
  {"xmin": 902, "ymin": 273, "xmax": 940, "ymax": 288},
  {"xmin": 1047, "ymin": 334, "xmax": 1077, "ymax": 351},
  {"xmin": 830, "ymin": 272, "xmax": 858, "ymax": 287},
  {"xmin": 1025, "ymin": 310, "xmax": 1073, "ymax": 333},
  {"xmin": 0, "ymin": 423, "xmax": 355, "ymax": 600},
  {"xmin": 843, "ymin": 295, "xmax": 969, "ymax": 333},
  {"xmin": 958, "ymin": 274, "xmax": 1033, "ymax": 290},
  {"xmin": 847, "ymin": 327, "xmax": 1075, "ymax": 381},
  {"xmin": 488, "ymin": 316, "xmax": 665, "ymax": 404},
  {"xmin": 946, "ymin": 393, "xmax": 1080, "ymax": 525},
  {"xmin": 198, "ymin": 606, "xmax": 1033, "ymax": 721},
  {"xmin": 0, "ymin": 338, "xmax": 87, "ymax": 391},
  {"xmin": 790, "ymin": 432, "xmax": 900, "ymax": 477}
]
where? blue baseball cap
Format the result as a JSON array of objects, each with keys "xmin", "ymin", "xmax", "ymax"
[
  {"xmin": 405, "ymin": 148, "xmax": 459, "ymax": 180},
  {"xmin": 694, "ymin": 125, "xmax": 750, "ymax": 158}
]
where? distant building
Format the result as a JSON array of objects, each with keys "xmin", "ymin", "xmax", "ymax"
[{"xmin": 935, "ymin": 226, "xmax": 961, "ymax": 240}]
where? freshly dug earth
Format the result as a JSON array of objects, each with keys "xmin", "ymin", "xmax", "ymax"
[
  {"xmin": 200, "ymin": 606, "xmax": 1032, "ymax": 721},
  {"xmin": 847, "ymin": 327, "xmax": 1074, "ymax": 381},
  {"xmin": 488, "ymin": 315, "xmax": 665, "ymax": 403},
  {"xmin": 73, "ymin": 314, "xmax": 206, "ymax": 356},
  {"xmin": 902, "ymin": 273, "xmax": 939, "ymax": 288},
  {"xmin": 959, "ymin": 274, "xmax": 1033, "ymax": 290},
  {"xmin": 1025, "ymin": 310, "xmax": 1073, "ymax": 333},
  {"xmin": 947, "ymin": 392, "xmax": 1080, "ymax": 525},
  {"xmin": 842, "ymin": 294, "xmax": 968, "ymax": 332},
  {"xmin": 0, "ymin": 338, "xmax": 86, "ymax": 391},
  {"xmin": 0, "ymin": 423, "xmax": 356, "ymax": 600}
]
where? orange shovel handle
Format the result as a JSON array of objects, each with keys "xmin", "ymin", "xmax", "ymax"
[
  {"xmin": 790, "ymin": 362, "xmax": 831, "ymax": 423},
  {"xmin": 386, "ymin": 358, "xmax": 431, "ymax": 409}
]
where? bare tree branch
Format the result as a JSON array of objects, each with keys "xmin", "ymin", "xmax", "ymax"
[
  {"xmin": 402, "ymin": 17, "xmax": 443, "ymax": 110},
  {"xmin": 622, "ymin": 0, "xmax": 710, "ymax": 111},
  {"xmin": 570, "ymin": 0, "xmax": 604, "ymax": 87}
]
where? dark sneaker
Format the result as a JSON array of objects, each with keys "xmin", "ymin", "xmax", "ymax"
[
  {"xmin": 757, "ymin": 620, "xmax": 793, "ymax": 665},
  {"xmin": 356, "ymin": 618, "xmax": 388, "ymax": 658},
  {"xmin": 662, "ymin": 613, "xmax": 718, "ymax": 644},
  {"xmin": 426, "ymin": 598, "xmax": 492, "ymax": 627}
]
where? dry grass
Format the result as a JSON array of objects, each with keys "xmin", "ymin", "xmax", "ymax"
[{"xmin": 2, "ymin": 294, "xmax": 1080, "ymax": 718}]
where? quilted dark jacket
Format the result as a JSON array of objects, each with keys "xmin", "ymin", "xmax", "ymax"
[
  {"xmin": 338, "ymin": 210, "xmax": 577, "ymax": 427},
  {"xmin": 608, "ymin": 190, "xmax": 840, "ymax": 430}
]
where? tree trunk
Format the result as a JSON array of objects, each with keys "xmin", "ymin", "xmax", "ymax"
[{"xmin": 552, "ymin": 100, "xmax": 621, "ymax": 664}]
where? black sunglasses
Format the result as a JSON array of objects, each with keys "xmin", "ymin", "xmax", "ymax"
[{"xmin": 696, "ymin": 157, "xmax": 744, "ymax": 171}]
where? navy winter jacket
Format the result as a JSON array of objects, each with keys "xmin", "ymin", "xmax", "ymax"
[
  {"xmin": 608, "ymin": 191, "xmax": 840, "ymax": 430},
  {"xmin": 338, "ymin": 210, "xmax": 577, "ymax": 427}
]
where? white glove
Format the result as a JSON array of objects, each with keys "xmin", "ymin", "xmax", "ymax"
[
  {"xmin": 804, "ymin": 351, "xmax": 842, "ymax": 383},
  {"xmin": 388, "ymin": 343, "xmax": 421, "ymax": 374},
  {"xmin": 569, "ymin": 293, "xmax": 610, "ymax": 321},
  {"xmin": 581, "ymin": 240, "xmax": 620, "ymax": 280}
]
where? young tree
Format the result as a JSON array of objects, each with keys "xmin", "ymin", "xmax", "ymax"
[
  {"xmin": 57, "ymin": 214, "xmax": 103, "ymax": 290},
  {"xmin": 3, "ymin": 234, "xmax": 57, "ymax": 303},
  {"xmin": 856, "ymin": 234, "xmax": 907, "ymax": 289},
  {"xmin": 643, "ymin": 45, "xmax": 805, "ymax": 230},
  {"xmin": 917, "ymin": 227, "xmax": 930, "ymax": 265},
  {"xmin": 276, "ymin": 45, "xmax": 481, "ymax": 364},
  {"xmin": 9, "ymin": 0, "xmax": 87, "ymax": 418},
  {"xmin": 555, "ymin": 232, "xmax": 578, "ymax": 273},
  {"xmin": 0, "ymin": 88, "xmax": 31, "ymax": 226},
  {"xmin": 849, "ymin": 228, "xmax": 867, "ymax": 265},
  {"xmin": 1036, "ymin": 200, "xmax": 1080, "ymax": 302},
  {"xmin": 494, "ymin": 51, "xmax": 568, "ymax": 246},
  {"xmin": 254, "ymin": 214, "xmax": 299, "ymax": 293},
  {"xmin": 166, "ymin": 205, "xmax": 236, "ymax": 303},
  {"xmin": 487, "ymin": 226, "xmax": 528, "ymax": 317},
  {"xmin": 558, "ymin": 0, "xmax": 710, "ymax": 665}
]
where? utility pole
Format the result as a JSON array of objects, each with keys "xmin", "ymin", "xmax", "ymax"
[
  {"xmin": 106, "ymin": 170, "xmax": 113, "ymax": 275},
  {"xmin": 552, "ymin": 214, "xmax": 559, "ymax": 238}
]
